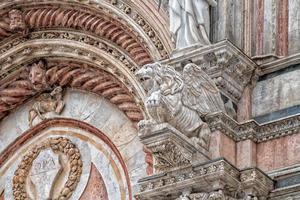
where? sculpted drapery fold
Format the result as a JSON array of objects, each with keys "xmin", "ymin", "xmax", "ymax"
[{"xmin": 169, "ymin": 0, "xmax": 217, "ymax": 48}]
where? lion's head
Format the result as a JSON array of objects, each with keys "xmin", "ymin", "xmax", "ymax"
[{"xmin": 135, "ymin": 62, "xmax": 184, "ymax": 95}]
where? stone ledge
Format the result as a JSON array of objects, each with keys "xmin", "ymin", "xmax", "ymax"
[
  {"xmin": 135, "ymin": 158, "xmax": 274, "ymax": 200},
  {"xmin": 135, "ymin": 158, "xmax": 240, "ymax": 200},
  {"xmin": 259, "ymin": 52, "xmax": 300, "ymax": 75},
  {"xmin": 206, "ymin": 112, "xmax": 300, "ymax": 143}
]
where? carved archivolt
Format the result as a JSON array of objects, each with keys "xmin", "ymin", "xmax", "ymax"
[
  {"xmin": 0, "ymin": 0, "xmax": 171, "ymax": 62},
  {"xmin": 13, "ymin": 137, "xmax": 83, "ymax": 200},
  {"xmin": 0, "ymin": 60, "xmax": 143, "ymax": 122}
]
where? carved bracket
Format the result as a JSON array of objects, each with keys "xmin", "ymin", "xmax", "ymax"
[{"xmin": 139, "ymin": 123, "xmax": 210, "ymax": 172}]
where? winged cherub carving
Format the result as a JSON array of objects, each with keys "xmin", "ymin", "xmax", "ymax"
[{"xmin": 136, "ymin": 62, "xmax": 225, "ymax": 149}]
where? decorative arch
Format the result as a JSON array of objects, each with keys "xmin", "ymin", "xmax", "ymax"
[
  {"xmin": 0, "ymin": 118, "xmax": 135, "ymax": 200},
  {"xmin": 0, "ymin": 0, "xmax": 172, "ymax": 62},
  {"xmin": 0, "ymin": 1, "xmax": 163, "ymax": 198}
]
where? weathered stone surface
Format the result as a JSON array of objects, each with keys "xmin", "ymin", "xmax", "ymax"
[
  {"xmin": 252, "ymin": 67, "xmax": 300, "ymax": 118},
  {"xmin": 29, "ymin": 149, "xmax": 62, "ymax": 200},
  {"xmin": 257, "ymin": 132, "xmax": 300, "ymax": 172},
  {"xmin": 289, "ymin": 0, "xmax": 300, "ymax": 55}
]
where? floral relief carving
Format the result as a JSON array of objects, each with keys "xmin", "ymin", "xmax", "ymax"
[{"xmin": 13, "ymin": 137, "xmax": 82, "ymax": 200}]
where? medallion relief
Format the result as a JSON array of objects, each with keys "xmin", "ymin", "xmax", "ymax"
[{"xmin": 12, "ymin": 137, "xmax": 83, "ymax": 200}]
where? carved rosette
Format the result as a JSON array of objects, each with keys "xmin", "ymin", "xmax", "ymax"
[{"xmin": 12, "ymin": 137, "xmax": 83, "ymax": 200}]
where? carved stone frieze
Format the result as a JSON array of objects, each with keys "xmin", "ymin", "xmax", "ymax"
[
  {"xmin": 13, "ymin": 137, "xmax": 82, "ymax": 200},
  {"xmin": 206, "ymin": 112, "xmax": 300, "ymax": 143},
  {"xmin": 175, "ymin": 190, "xmax": 236, "ymax": 200},
  {"xmin": 136, "ymin": 158, "xmax": 274, "ymax": 200},
  {"xmin": 135, "ymin": 159, "xmax": 241, "ymax": 200},
  {"xmin": 0, "ymin": 30, "xmax": 138, "ymax": 78}
]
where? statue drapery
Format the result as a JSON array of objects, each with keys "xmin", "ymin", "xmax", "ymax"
[{"xmin": 169, "ymin": 0, "xmax": 217, "ymax": 49}]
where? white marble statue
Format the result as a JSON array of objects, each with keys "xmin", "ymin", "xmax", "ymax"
[{"xmin": 160, "ymin": 0, "xmax": 217, "ymax": 49}]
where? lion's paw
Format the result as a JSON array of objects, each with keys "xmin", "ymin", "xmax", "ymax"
[{"xmin": 146, "ymin": 91, "xmax": 161, "ymax": 108}]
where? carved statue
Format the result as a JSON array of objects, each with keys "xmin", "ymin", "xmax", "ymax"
[
  {"xmin": 28, "ymin": 60, "xmax": 49, "ymax": 91},
  {"xmin": 28, "ymin": 86, "xmax": 65, "ymax": 127},
  {"xmin": 8, "ymin": 9, "xmax": 27, "ymax": 33},
  {"xmin": 159, "ymin": 0, "xmax": 217, "ymax": 49},
  {"xmin": 136, "ymin": 62, "xmax": 225, "ymax": 149}
]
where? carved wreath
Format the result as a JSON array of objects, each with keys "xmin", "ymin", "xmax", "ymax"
[{"xmin": 12, "ymin": 137, "xmax": 83, "ymax": 200}]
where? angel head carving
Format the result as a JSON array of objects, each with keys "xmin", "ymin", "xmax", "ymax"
[
  {"xmin": 29, "ymin": 60, "xmax": 49, "ymax": 91},
  {"xmin": 8, "ymin": 9, "xmax": 26, "ymax": 32}
]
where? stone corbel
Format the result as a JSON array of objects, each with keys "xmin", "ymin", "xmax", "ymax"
[
  {"xmin": 240, "ymin": 168, "xmax": 274, "ymax": 199},
  {"xmin": 139, "ymin": 123, "xmax": 210, "ymax": 172}
]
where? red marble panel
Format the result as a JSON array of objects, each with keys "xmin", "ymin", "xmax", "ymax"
[
  {"xmin": 0, "ymin": 192, "xmax": 4, "ymax": 200},
  {"xmin": 80, "ymin": 164, "xmax": 108, "ymax": 200},
  {"xmin": 276, "ymin": 0, "xmax": 289, "ymax": 56},
  {"xmin": 255, "ymin": 0, "xmax": 264, "ymax": 55},
  {"xmin": 237, "ymin": 86, "xmax": 253, "ymax": 122},
  {"xmin": 257, "ymin": 133, "xmax": 300, "ymax": 172},
  {"xmin": 210, "ymin": 131, "xmax": 236, "ymax": 165},
  {"xmin": 237, "ymin": 140, "xmax": 257, "ymax": 169}
]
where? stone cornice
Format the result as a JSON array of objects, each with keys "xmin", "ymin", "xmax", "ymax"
[
  {"xmin": 136, "ymin": 158, "xmax": 241, "ymax": 199},
  {"xmin": 162, "ymin": 40, "xmax": 259, "ymax": 103},
  {"xmin": 206, "ymin": 112, "xmax": 300, "ymax": 143},
  {"xmin": 259, "ymin": 53, "xmax": 300, "ymax": 75}
]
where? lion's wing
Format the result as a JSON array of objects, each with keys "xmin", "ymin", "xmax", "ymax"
[{"xmin": 182, "ymin": 63, "xmax": 225, "ymax": 116}]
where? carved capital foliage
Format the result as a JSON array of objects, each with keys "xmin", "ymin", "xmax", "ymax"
[{"xmin": 13, "ymin": 137, "xmax": 82, "ymax": 200}]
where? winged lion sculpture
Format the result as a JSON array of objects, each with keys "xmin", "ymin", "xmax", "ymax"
[{"xmin": 135, "ymin": 62, "xmax": 225, "ymax": 149}]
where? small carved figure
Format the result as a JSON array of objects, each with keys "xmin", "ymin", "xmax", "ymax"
[
  {"xmin": 136, "ymin": 62, "xmax": 225, "ymax": 149},
  {"xmin": 28, "ymin": 86, "xmax": 65, "ymax": 127},
  {"xmin": 29, "ymin": 60, "xmax": 49, "ymax": 91},
  {"xmin": 8, "ymin": 9, "xmax": 27, "ymax": 33}
]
